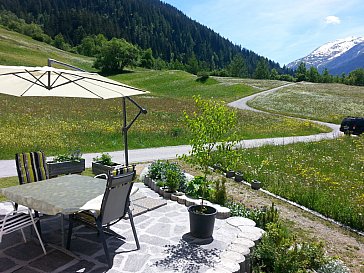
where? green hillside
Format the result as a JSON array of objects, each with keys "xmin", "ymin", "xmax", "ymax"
[
  {"xmin": 0, "ymin": 27, "xmax": 329, "ymax": 159},
  {"xmin": 0, "ymin": 27, "xmax": 93, "ymax": 69},
  {"xmin": 0, "ymin": 0, "xmax": 287, "ymax": 76}
]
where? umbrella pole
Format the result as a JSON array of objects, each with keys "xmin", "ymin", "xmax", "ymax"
[{"xmin": 122, "ymin": 97, "xmax": 129, "ymax": 166}]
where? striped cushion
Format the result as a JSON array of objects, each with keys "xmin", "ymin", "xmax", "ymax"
[
  {"xmin": 112, "ymin": 164, "xmax": 136, "ymax": 177},
  {"xmin": 15, "ymin": 151, "xmax": 49, "ymax": 184}
]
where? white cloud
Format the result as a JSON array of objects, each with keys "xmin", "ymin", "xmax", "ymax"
[{"xmin": 325, "ymin": 15, "xmax": 341, "ymax": 24}]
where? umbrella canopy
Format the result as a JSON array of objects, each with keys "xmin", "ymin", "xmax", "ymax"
[
  {"xmin": 0, "ymin": 63, "xmax": 148, "ymax": 165},
  {"xmin": 0, "ymin": 65, "xmax": 148, "ymax": 99}
]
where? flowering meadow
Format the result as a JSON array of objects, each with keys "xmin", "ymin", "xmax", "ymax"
[
  {"xmin": 0, "ymin": 70, "xmax": 328, "ymax": 160},
  {"xmin": 249, "ymin": 82, "xmax": 364, "ymax": 124},
  {"xmin": 233, "ymin": 136, "xmax": 364, "ymax": 231}
]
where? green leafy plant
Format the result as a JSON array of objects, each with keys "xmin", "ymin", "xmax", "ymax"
[
  {"xmin": 54, "ymin": 149, "xmax": 83, "ymax": 162},
  {"xmin": 182, "ymin": 96, "xmax": 237, "ymax": 211},
  {"xmin": 148, "ymin": 160, "xmax": 166, "ymax": 180},
  {"xmin": 185, "ymin": 176, "xmax": 212, "ymax": 199},
  {"xmin": 164, "ymin": 168, "xmax": 180, "ymax": 192},
  {"xmin": 93, "ymin": 153, "xmax": 113, "ymax": 166},
  {"xmin": 226, "ymin": 201, "xmax": 279, "ymax": 230},
  {"xmin": 148, "ymin": 160, "xmax": 186, "ymax": 192},
  {"xmin": 252, "ymin": 222, "xmax": 328, "ymax": 272},
  {"xmin": 212, "ymin": 177, "xmax": 227, "ymax": 206}
]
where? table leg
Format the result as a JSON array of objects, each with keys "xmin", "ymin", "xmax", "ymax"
[{"xmin": 34, "ymin": 210, "xmax": 43, "ymax": 239}]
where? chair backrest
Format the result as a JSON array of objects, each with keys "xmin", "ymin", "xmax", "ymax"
[
  {"xmin": 100, "ymin": 169, "xmax": 135, "ymax": 225},
  {"xmin": 15, "ymin": 151, "xmax": 49, "ymax": 184}
]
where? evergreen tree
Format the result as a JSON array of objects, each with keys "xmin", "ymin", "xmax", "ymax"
[
  {"xmin": 140, "ymin": 48, "xmax": 155, "ymax": 69},
  {"xmin": 321, "ymin": 68, "xmax": 332, "ymax": 83},
  {"xmin": 227, "ymin": 55, "xmax": 248, "ymax": 78},
  {"xmin": 347, "ymin": 68, "xmax": 364, "ymax": 86},
  {"xmin": 254, "ymin": 59, "xmax": 270, "ymax": 79},
  {"xmin": 270, "ymin": 68, "xmax": 279, "ymax": 80},
  {"xmin": 52, "ymin": 33, "xmax": 70, "ymax": 51},
  {"xmin": 295, "ymin": 62, "xmax": 307, "ymax": 82},
  {"xmin": 307, "ymin": 66, "xmax": 320, "ymax": 83}
]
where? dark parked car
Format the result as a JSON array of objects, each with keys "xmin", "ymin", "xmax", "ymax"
[{"xmin": 340, "ymin": 117, "xmax": 364, "ymax": 135}]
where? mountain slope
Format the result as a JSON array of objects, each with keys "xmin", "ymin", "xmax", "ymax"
[
  {"xmin": 0, "ymin": 0, "xmax": 285, "ymax": 75},
  {"xmin": 0, "ymin": 26, "xmax": 93, "ymax": 69},
  {"xmin": 287, "ymin": 37, "xmax": 364, "ymax": 75}
]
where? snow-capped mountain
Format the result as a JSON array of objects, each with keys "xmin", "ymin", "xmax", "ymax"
[{"xmin": 287, "ymin": 36, "xmax": 364, "ymax": 75}]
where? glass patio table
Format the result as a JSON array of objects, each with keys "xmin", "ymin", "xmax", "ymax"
[{"xmin": 0, "ymin": 174, "xmax": 106, "ymax": 246}]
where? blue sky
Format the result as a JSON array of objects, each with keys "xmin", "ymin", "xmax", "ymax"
[{"xmin": 162, "ymin": 0, "xmax": 364, "ymax": 65}]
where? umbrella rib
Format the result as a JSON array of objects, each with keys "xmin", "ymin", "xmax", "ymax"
[
  {"xmin": 52, "ymin": 73, "xmax": 104, "ymax": 99},
  {"xmin": 24, "ymin": 69, "xmax": 49, "ymax": 88},
  {"xmin": 61, "ymin": 71, "xmax": 147, "ymax": 93},
  {"xmin": 50, "ymin": 72, "xmax": 63, "ymax": 88}
]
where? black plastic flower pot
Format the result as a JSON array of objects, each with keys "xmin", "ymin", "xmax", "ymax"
[
  {"xmin": 251, "ymin": 179, "xmax": 261, "ymax": 190},
  {"xmin": 225, "ymin": 170, "xmax": 235, "ymax": 178},
  {"xmin": 188, "ymin": 205, "xmax": 217, "ymax": 239},
  {"xmin": 234, "ymin": 173, "xmax": 244, "ymax": 182}
]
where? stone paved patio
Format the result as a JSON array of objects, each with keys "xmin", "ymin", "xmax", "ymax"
[{"xmin": 1, "ymin": 183, "xmax": 263, "ymax": 273}]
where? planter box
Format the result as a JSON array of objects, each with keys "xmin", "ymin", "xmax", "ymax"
[
  {"xmin": 92, "ymin": 161, "xmax": 121, "ymax": 176},
  {"xmin": 47, "ymin": 159, "xmax": 85, "ymax": 178}
]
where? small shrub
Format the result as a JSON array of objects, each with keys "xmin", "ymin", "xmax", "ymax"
[
  {"xmin": 196, "ymin": 71, "xmax": 210, "ymax": 83},
  {"xmin": 148, "ymin": 160, "xmax": 186, "ymax": 192},
  {"xmin": 213, "ymin": 177, "xmax": 227, "ymax": 205},
  {"xmin": 226, "ymin": 201, "xmax": 279, "ymax": 229},
  {"xmin": 185, "ymin": 176, "xmax": 212, "ymax": 199},
  {"xmin": 252, "ymin": 222, "xmax": 328, "ymax": 272},
  {"xmin": 226, "ymin": 200, "xmax": 251, "ymax": 217},
  {"xmin": 54, "ymin": 149, "xmax": 83, "ymax": 162},
  {"xmin": 92, "ymin": 153, "xmax": 113, "ymax": 166},
  {"xmin": 148, "ymin": 160, "xmax": 166, "ymax": 180},
  {"xmin": 164, "ymin": 168, "xmax": 181, "ymax": 192},
  {"xmin": 317, "ymin": 259, "xmax": 350, "ymax": 273}
]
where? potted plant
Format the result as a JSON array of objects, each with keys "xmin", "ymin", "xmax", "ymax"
[
  {"xmin": 251, "ymin": 179, "xmax": 262, "ymax": 190},
  {"xmin": 47, "ymin": 149, "xmax": 85, "ymax": 178},
  {"xmin": 234, "ymin": 172, "xmax": 244, "ymax": 182},
  {"xmin": 92, "ymin": 153, "xmax": 121, "ymax": 175},
  {"xmin": 182, "ymin": 96, "xmax": 237, "ymax": 239}
]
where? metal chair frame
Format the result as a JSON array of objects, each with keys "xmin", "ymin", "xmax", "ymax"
[
  {"xmin": 0, "ymin": 207, "xmax": 47, "ymax": 255},
  {"xmin": 66, "ymin": 171, "xmax": 140, "ymax": 268}
]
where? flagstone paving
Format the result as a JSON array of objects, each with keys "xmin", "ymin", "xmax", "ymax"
[{"xmin": 0, "ymin": 183, "xmax": 263, "ymax": 273}]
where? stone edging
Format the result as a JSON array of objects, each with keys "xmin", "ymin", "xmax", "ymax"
[
  {"xmin": 142, "ymin": 175, "xmax": 231, "ymax": 219},
  {"xmin": 207, "ymin": 217, "xmax": 264, "ymax": 273}
]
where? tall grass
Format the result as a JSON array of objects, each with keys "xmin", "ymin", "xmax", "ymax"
[
  {"xmin": 249, "ymin": 82, "xmax": 364, "ymax": 124},
  {"xmin": 0, "ymin": 93, "xmax": 328, "ymax": 159},
  {"xmin": 232, "ymin": 136, "xmax": 364, "ymax": 231}
]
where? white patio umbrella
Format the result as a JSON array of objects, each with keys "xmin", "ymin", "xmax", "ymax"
[{"xmin": 0, "ymin": 60, "xmax": 148, "ymax": 165}]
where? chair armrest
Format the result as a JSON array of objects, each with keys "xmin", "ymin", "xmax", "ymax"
[{"xmin": 94, "ymin": 173, "xmax": 108, "ymax": 180}]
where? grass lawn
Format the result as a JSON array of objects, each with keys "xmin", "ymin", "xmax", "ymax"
[
  {"xmin": 0, "ymin": 26, "xmax": 330, "ymax": 159},
  {"xmin": 248, "ymin": 82, "xmax": 364, "ymax": 124},
  {"xmin": 0, "ymin": 85, "xmax": 329, "ymax": 159},
  {"xmin": 230, "ymin": 136, "xmax": 364, "ymax": 231}
]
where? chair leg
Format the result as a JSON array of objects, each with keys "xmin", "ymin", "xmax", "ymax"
[
  {"xmin": 28, "ymin": 209, "xmax": 46, "ymax": 255},
  {"xmin": 32, "ymin": 222, "xmax": 47, "ymax": 255},
  {"xmin": 96, "ymin": 220, "xmax": 112, "ymax": 268},
  {"xmin": 128, "ymin": 209, "xmax": 140, "ymax": 250},
  {"xmin": 66, "ymin": 215, "xmax": 74, "ymax": 250},
  {"xmin": 34, "ymin": 211, "xmax": 43, "ymax": 239},
  {"xmin": 20, "ymin": 228, "xmax": 27, "ymax": 243}
]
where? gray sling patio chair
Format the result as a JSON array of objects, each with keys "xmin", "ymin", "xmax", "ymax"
[
  {"xmin": 0, "ymin": 206, "xmax": 47, "ymax": 255},
  {"xmin": 66, "ymin": 169, "xmax": 140, "ymax": 268}
]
